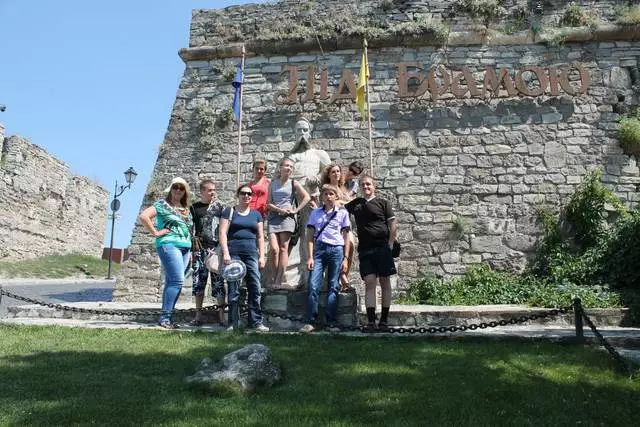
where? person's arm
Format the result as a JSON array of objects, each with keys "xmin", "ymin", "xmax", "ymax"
[
  {"xmin": 385, "ymin": 200, "xmax": 397, "ymax": 248},
  {"xmin": 219, "ymin": 208, "xmax": 231, "ymax": 264},
  {"xmin": 139, "ymin": 204, "xmax": 169, "ymax": 238},
  {"xmin": 257, "ymin": 217, "xmax": 266, "ymax": 269},
  {"xmin": 341, "ymin": 228, "xmax": 350, "ymax": 273},
  {"xmin": 306, "ymin": 225, "xmax": 315, "ymax": 271},
  {"xmin": 293, "ymin": 181, "xmax": 311, "ymax": 213}
]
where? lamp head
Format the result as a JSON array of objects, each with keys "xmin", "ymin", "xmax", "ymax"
[{"xmin": 124, "ymin": 167, "xmax": 138, "ymax": 185}]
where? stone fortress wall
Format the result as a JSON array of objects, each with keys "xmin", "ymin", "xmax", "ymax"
[
  {"xmin": 115, "ymin": 0, "xmax": 640, "ymax": 301},
  {"xmin": 0, "ymin": 127, "xmax": 109, "ymax": 261}
]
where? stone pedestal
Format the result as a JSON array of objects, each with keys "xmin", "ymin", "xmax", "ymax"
[{"xmin": 262, "ymin": 288, "xmax": 358, "ymax": 330}]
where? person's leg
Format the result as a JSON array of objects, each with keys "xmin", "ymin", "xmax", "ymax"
[
  {"xmin": 325, "ymin": 245, "xmax": 344, "ymax": 325},
  {"xmin": 242, "ymin": 252, "xmax": 263, "ymax": 328},
  {"xmin": 191, "ymin": 249, "xmax": 207, "ymax": 324},
  {"xmin": 306, "ymin": 246, "xmax": 325, "ymax": 325},
  {"xmin": 157, "ymin": 245, "xmax": 188, "ymax": 324},
  {"xmin": 377, "ymin": 245, "xmax": 396, "ymax": 327},
  {"xmin": 274, "ymin": 231, "xmax": 292, "ymax": 286},
  {"xmin": 268, "ymin": 232, "xmax": 279, "ymax": 284},
  {"xmin": 211, "ymin": 272, "xmax": 226, "ymax": 325},
  {"xmin": 359, "ymin": 248, "xmax": 378, "ymax": 326}
]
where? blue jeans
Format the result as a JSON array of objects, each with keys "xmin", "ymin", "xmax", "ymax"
[
  {"xmin": 227, "ymin": 250, "xmax": 263, "ymax": 328},
  {"xmin": 306, "ymin": 242, "xmax": 343, "ymax": 324},
  {"xmin": 157, "ymin": 245, "xmax": 190, "ymax": 323}
]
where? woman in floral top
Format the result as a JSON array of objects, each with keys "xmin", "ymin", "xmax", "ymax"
[{"xmin": 139, "ymin": 177, "xmax": 193, "ymax": 329}]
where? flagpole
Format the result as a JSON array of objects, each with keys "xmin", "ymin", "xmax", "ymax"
[
  {"xmin": 236, "ymin": 44, "xmax": 246, "ymax": 189},
  {"xmin": 364, "ymin": 39, "xmax": 373, "ymax": 178}
]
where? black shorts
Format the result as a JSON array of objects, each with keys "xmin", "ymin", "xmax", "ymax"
[{"xmin": 359, "ymin": 244, "xmax": 397, "ymax": 278}]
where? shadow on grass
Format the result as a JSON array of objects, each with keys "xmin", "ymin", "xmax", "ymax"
[
  {"xmin": 0, "ymin": 327, "xmax": 638, "ymax": 426},
  {"xmin": 43, "ymin": 287, "xmax": 114, "ymax": 303}
]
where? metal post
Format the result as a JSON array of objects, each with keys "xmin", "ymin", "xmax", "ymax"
[
  {"xmin": 573, "ymin": 298, "xmax": 584, "ymax": 340},
  {"xmin": 106, "ymin": 180, "xmax": 118, "ymax": 280}
]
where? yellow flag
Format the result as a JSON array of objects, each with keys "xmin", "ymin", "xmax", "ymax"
[{"xmin": 356, "ymin": 51, "xmax": 369, "ymax": 119}]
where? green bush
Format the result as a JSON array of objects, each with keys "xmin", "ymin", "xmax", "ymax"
[
  {"xmin": 401, "ymin": 170, "xmax": 635, "ymax": 311},
  {"xmin": 559, "ymin": 2, "xmax": 593, "ymax": 27},
  {"xmin": 618, "ymin": 115, "xmax": 640, "ymax": 154}
]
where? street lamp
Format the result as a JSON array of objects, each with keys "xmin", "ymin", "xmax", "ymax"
[{"xmin": 106, "ymin": 166, "xmax": 138, "ymax": 279}]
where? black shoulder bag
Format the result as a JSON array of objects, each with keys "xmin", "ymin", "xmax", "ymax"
[{"xmin": 289, "ymin": 179, "xmax": 301, "ymax": 246}]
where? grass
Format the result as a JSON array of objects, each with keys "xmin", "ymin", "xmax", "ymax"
[
  {"xmin": 0, "ymin": 325, "xmax": 638, "ymax": 426},
  {"xmin": 0, "ymin": 254, "xmax": 118, "ymax": 279}
]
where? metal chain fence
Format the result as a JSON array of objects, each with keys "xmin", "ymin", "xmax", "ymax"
[{"xmin": 1, "ymin": 287, "xmax": 636, "ymax": 375}]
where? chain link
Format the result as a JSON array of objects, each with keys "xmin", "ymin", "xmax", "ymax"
[
  {"xmin": 260, "ymin": 306, "xmax": 572, "ymax": 334},
  {"xmin": 580, "ymin": 309, "xmax": 637, "ymax": 377},
  {"xmin": 0, "ymin": 288, "xmax": 222, "ymax": 316}
]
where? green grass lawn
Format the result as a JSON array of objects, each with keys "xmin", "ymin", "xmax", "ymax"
[
  {"xmin": 0, "ymin": 326, "xmax": 638, "ymax": 426},
  {"xmin": 0, "ymin": 254, "xmax": 118, "ymax": 279}
]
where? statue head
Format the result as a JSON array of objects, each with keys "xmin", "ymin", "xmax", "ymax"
[{"xmin": 293, "ymin": 117, "xmax": 313, "ymax": 152}]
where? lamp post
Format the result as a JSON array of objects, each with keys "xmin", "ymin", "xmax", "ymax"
[{"xmin": 106, "ymin": 166, "xmax": 138, "ymax": 279}]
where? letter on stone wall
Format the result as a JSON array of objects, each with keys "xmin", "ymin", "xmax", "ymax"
[
  {"xmin": 329, "ymin": 69, "xmax": 358, "ymax": 103},
  {"xmin": 482, "ymin": 67, "xmax": 518, "ymax": 97},
  {"xmin": 515, "ymin": 67, "xmax": 549, "ymax": 96},
  {"xmin": 397, "ymin": 62, "xmax": 429, "ymax": 98},
  {"xmin": 450, "ymin": 67, "xmax": 481, "ymax": 98},
  {"xmin": 275, "ymin": 64, "xmax": 299, "ymax": 104},
  {"xmin": 427, "ymin": 66, "xmax": 451, "ymax": 101},
  {"xmin": 303, "ymin": 66, "xmax": 315, "ymax": 103}
]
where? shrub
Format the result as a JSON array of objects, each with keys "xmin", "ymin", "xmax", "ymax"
[
  {"xmin": 559, "ymin": 2, "xmax": 593, "ymax": 27},
  {"xmin": 618, "ymin": 114, "xmax": 640, "ymax": 155},
  {"xmin": 617, "ymin": 4, "xmax": 640, "ymax": 25}
]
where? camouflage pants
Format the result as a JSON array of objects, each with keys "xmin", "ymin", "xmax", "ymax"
[{"xmin": 192, "ymin": 247, "xmax": 225, "ymax": 299}]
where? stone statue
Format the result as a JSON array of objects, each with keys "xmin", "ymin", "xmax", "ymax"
[
  {"xmin": 289, "ymin": 118, "xmax": 331, "ymax": 203},
  {"xmin": 283, "ymin": 117, "xmax": 331, "ymax": 289}
]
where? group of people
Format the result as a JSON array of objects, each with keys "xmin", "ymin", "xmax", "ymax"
[{"xmin": 139, "ymin": 156, "xmax": 398, "ymax": 333}]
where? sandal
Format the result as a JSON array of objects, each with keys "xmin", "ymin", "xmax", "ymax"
[{"xmin": 189, "ymin": 319, "xmax": 204, "ymax": 327}]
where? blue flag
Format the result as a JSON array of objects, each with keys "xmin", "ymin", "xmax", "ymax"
[{"xmin": 232, "ymin": 66, "xmax": 243, "ymax": 122}]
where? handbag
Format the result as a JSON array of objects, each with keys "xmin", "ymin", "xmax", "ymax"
[{"xmin": 204, "ymin": 246, "xmax": 221, "ymax": 273}]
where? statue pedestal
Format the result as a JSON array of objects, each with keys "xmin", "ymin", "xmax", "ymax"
[{"xmin": 261, "ymin": 288, "xmax": 358, "ymax": 330}]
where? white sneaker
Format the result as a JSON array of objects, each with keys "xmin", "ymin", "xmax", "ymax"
[
  {"xmin": 253, "ymin": 324, "xmax": 270, "ymax": 333},
  {"xmin": 299, "ymin": 324, "xmax": 315, "ymax": 333}
]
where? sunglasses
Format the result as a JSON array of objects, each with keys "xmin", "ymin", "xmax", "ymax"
[
  {"xmin": 239, "ymin": 191, "xmax": 253, "ymax": 196},
  {"xmin": 171, "ymin": 184, "xmax": 186, "ymax": 191},
  {"xmin": 349, "ymin": 168, "xmax": 361, "ymax": 175}
]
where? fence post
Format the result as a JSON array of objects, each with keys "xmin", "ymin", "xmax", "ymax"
[{"xmin": 573, "ymin": 298, "xmax": 584, "ymax": 341}]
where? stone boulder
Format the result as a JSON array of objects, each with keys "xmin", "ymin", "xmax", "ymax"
[{"xmin": 185, "ymin": 344, "xmax": 281, "ymax": 393}]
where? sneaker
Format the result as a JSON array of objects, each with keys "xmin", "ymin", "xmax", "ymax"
[
  {"xmin": 253, "ymin": 324, "xmax": 270, "ymax": 333},
  {"xmin": 299, "ymin": 324, "xmax": 315, "ymax": 333},
  {"xmin": 326, "ymin": 324, "xmax": 341, "ymax": 333}
]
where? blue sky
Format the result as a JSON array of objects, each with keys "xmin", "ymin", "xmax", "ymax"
[{"xmin": 0, "ymin": 0, "xmax": 267, "ymax": 249}]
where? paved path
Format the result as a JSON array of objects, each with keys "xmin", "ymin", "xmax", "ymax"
[{"xmin": 0, "ymin": 279, "xmax": 114, "ymax": 318}]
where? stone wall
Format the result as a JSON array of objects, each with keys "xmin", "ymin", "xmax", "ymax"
[
  {"xmin": 0, "ymin": 135, "xmax": 109, "ymax": 260},
  {"xmin": 114, "ymin": 0, "xmax": 640, "ymax": 302}
]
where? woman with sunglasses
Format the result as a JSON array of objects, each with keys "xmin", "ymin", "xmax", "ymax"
[
  {"xmin": 219, "ymin": 184, "xmax": 269, "ymax": 332},
  {"xmin": 266, "ymin": 157, "xmax": 311, "ymax": 288},
  {"xmin": 320, "ymin": 163, "xmax": 356, "ymax": 291},
  {"xmin": 139, "ymin": 177, "xmax": 193, "ymax": 329}
]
